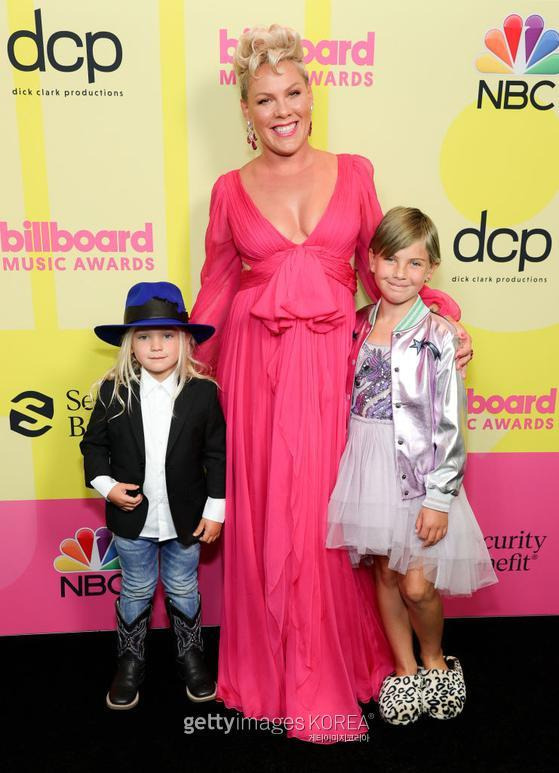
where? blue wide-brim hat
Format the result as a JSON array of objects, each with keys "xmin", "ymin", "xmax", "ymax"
[{"xmin": 94, "ymin": 281, "xmax": 214, "ymax": 346}]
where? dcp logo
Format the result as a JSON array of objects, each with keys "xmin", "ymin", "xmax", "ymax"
[
  {"xmin": 453, "ymin": 211, "xmax": 552, "ymax": 273},
  {"xmin": 7, "ymin": 8, "xmax": 123, "ymax": 84},
  {"xmin": 9, "ymin": 390, "xmax": 54, "ymax": 437}
]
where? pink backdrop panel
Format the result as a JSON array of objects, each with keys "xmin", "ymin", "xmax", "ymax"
[
  {"xmin": 0, "ymin": 450, "xmax": 556, "ymax": 635},
  {"xmin": 0, "ymin": 498, "xmax": 222, "ymax": 635},
  {"xmin": 445, "ymin": 452, "xmax": 557, "ymax": 617}
]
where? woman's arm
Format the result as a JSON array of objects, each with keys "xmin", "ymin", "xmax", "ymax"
[
  {"xmin": 353, "ymin": 155, "xmax": 462, "ymax": 321},
  {"xmin": 353, "ymin": 155, "xmax": 382, "ymax": 304},
  {"xmin": 190, "ymin": 176, "xmax": 241, "ymax": 376}
]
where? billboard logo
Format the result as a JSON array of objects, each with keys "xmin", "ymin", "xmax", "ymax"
[
  {"xmin": 54, "ymin": 526, "xmax": 120, "ymax": 573},
  {"xmin": 220, "ymin": 29, "xmax": 374, "ymax": 67},
  {"xmin": 7, "ymin": 8, "xmax": 123, "ymax": 84},
  {"xmin": 476, "ymin": 14, "xmax": 559, "ymax": 75},
  {"xmin": 10, "ymin": 390, "xmax": 54, "ymax": 437},
  {"xmin": 468, "ymin": 388, "xmax": 556, "ymax": 415},
  {"xmin": 0, "ymin": 221, "xmax": 153, "ymax": 254},
  {"xmin": 219, "ymin": 29, "xmax": 375, "ymax": 88},
  {"xmin": 466, "ymin": 388, "xmax": 557, "ymax": 431}
]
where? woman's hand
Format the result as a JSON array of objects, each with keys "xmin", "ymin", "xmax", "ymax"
[
  {"xmin": 446, "ymin": 317, "xmax": 472, "ymax": 376},
  {"xmin": 429, "ymin": 304, "xmax": 473, "ymax": 376},
  {"xmin": 107, "ymin": 483, "xmax": 143, "ymax": 511},
  {"xmin": 415, "ymin": 507, "xmax": 448, "ymax": 547},
  {"xmin": 193, "ymin": 518, "xmax": 222, "ymax": 544}
]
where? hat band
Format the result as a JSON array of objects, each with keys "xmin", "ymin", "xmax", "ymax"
[{"xmin": 124, "ymin": 297, "xmax": 189, "ymax": 324}]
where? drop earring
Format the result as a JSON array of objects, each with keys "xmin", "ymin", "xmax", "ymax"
[
  {"xmin": 309, "ymin": 103, "xmax": 313, "ymax": 137},
  {"xmin": 246, "ymin": 120, "xmax": 257, "ymax": 150}
]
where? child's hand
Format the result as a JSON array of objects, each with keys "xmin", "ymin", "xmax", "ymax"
[
  {"xmin": 415, "ymin": 507, "xmax": 448, "ymax": 547},
  {"xmin": 108, "ymin": 483, "xmax": 143, "ymax": 511},
  {"xmin": 193, "ymin": 518, "xmax": 222, "ymax": 544}
]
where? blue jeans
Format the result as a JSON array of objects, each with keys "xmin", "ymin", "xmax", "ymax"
[{"xmin": 113, "ymin": 536, "xmax": 200, "ymax": 623}]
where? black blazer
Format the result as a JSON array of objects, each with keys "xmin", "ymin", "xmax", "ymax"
[{"xmin": 80, "ymin": 377, "xmax": 226, "ymax": 546}]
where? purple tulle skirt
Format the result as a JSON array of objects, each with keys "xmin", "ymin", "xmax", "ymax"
[{"xmin": 327, "ymin": 415, "xmax": 498, "ymax": 596}]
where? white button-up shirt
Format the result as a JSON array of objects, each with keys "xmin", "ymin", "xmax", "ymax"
[{"xmin": 91, "ymin": 368, "xmax": 225, "ymax": 540}]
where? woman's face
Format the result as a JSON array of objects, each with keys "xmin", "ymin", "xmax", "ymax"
[{"xmin": 241, "ymin": 60, "xmax": 312, "ymax": 157}]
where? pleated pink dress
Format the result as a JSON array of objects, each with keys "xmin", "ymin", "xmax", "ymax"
[{"xmin": 190, "ymin": 154, "xmax": 460, "ymax": 742}]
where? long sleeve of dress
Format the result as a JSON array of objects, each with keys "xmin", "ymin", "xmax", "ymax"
[
  {"xmin": 352, "ymin": 155, "xmax": 461, "ymax": 321},
  {"xmin": 190, "ymin": 175, "xmax": 241, "ymax": 374}
]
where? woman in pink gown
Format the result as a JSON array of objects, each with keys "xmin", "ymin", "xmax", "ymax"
[{"xmin": 191, "ymin": 26, "xmax": 465, "ymax": 743}]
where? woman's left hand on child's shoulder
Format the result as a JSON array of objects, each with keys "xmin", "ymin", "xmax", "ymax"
[{"xmin": 447, "ymin": 318, "xmax": 473, "ymax": 376}]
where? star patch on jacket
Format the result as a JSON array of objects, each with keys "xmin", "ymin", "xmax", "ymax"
[{"xmin": 410, "ymin": 338, "xmax": 441, "ymax": 359}]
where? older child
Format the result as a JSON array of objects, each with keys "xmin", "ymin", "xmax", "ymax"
[
  {"xmin": 327, "ymin": 208, "xmax": 497, "ymax": 725},
  {"xmin": 81, "ymin": 281, "xmax": 225, "ymax": 709}
]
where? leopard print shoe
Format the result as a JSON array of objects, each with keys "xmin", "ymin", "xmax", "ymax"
[
  {"xmin": 378, "ymin": 673, "xmax": 423, "ymax": 726},
  {"xmin": 420, "ymin": 656, "xmax": 466, "ymax": 720}
]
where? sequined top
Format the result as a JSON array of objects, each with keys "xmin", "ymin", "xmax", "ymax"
[{"xmin": 351, "ymin": 341, "xmax": 393, "ymax": 421}]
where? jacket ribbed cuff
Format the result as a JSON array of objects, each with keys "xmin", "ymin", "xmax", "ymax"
[{"xmin": 422, "ymin": 488, "xmax": 454, "ymax": 513}]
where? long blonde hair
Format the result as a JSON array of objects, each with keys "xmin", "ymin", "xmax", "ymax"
[{"xmin": 93, "ymin": 328, "xmax": 215, "ymax": 417}]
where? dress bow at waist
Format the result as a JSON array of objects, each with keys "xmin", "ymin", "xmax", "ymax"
[{"xmin": 239, "ymin": 245, "xmax": 356, "ymax": 335}]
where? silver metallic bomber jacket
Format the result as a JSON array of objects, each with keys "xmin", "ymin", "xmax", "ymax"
[{"xmin": 346, "ymin": 296, "xmax": 466, "ymax": 511}]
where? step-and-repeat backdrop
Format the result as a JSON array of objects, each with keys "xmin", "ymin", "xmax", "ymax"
[{"xmin": 1, "ymin": 0, "xmax": 557, "ymax": 634}]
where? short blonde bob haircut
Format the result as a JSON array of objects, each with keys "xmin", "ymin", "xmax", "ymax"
[
  {"xmin": 234, "ymin": 24, "xmax": 309, "ymax": 101},
  {"xmin": 371, "ymin": 206, "xmax": 441, "ymax": 267}
]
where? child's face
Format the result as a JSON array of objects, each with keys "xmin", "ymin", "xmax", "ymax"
[
  {"xmin": 131, "ymin": 328, "xmax": 180, "ymax": 382},
  {"xmin": 369, "ymin": 240, "xmax": 434, "ymax": 307}
]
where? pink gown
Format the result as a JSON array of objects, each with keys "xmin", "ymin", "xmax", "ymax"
[{"xmin": 191, "ymin": 154, "xmax": 460, "ymax": 742}]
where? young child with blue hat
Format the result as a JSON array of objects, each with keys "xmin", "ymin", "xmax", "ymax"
[{"xmin": 81, "ymin": 281, "xmax": 225, "ymax": 710}]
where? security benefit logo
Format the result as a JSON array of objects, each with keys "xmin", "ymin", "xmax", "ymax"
[
  {"xmin": 9, "ymin": 390, "xmax": 54, "ymax": 437},
  {"xmin": 485, "ymin": 530, "xmax": 547, "ymax": 573},
  {"xmin": 476, "ymin": 13, "xmax": 559, "ymax": 109},
  {"xmin": 9, "ymin": 388, "xmax": 94, "ymax": 439},
  {"xmin": 54, "ymin": 526, "xmax": 121, "ymax": 598}
]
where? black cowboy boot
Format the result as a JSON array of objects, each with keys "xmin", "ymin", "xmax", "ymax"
[
  {"xmin": 106, "ymin": 601, "xmax": 151, "ymax": 710},
  {"xmin": 166, "ymin": 596, "xmax": 216, "ymax": 702}
]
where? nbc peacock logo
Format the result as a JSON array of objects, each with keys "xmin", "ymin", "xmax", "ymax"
[
  {"xmin": 54, "ymin": 526, "xmax": 120, "ymax": 573},
  {"xmin": 476, "ymin": 13, "xmax": 559, "ymax": 75}
]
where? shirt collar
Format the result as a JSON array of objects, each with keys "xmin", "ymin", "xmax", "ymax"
[
  {"xmin": 368, "ymin": 295, "xmax": 430, "ymax": 333},
  {"xmin": 140, "ymin": 367, "xmax": 177, "ymax": 398}
]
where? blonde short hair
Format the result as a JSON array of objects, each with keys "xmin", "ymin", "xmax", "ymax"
[
  {"xmin": 371, "ymin": 206, "xmax": 441, "ymax": 266},
  {"xmin": 234, "ymin": 24, "xmax": 309, "ymax": 101}
]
